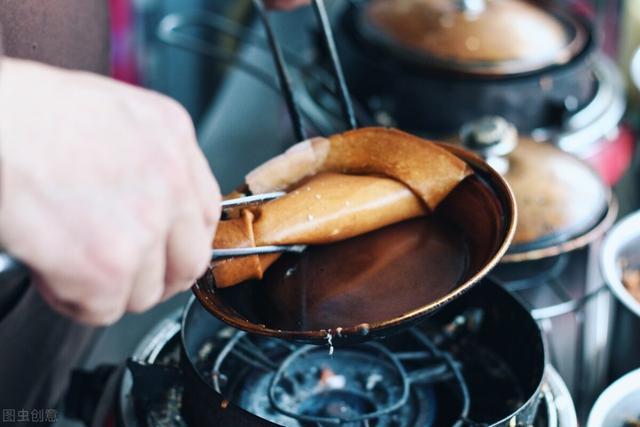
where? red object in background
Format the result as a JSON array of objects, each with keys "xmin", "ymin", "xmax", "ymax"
[
  {"xmin": 570, "ymin": 0, "xmax": 621, "ymax": 58},
  {"xmin": 585, "ymin": 125, "xmax": 636, "ymax": 186},
  {"xmin": 110, "ymin": 0, "xmax": 139, "ymax": 84}
]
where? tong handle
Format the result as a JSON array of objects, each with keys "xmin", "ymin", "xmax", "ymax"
[
  {"xmin": 254, "ymin": 0, "xmax": 357, "ymax": 138},
  {"xmin": 0, "ymin": 245, "xmax": 305, "ymax": 283},
  {"xmin": 0, "ymin": 252, "xmax": 29, "ymax": 284},
  {"xmin": 212, "ymin": 244, "xmax": 306, "ymax": 260},
  {"xmin": 221, "ymin": 191, "xmax": 285, "ymax": 209},
  {"xmin": 253, "ymin": 0, "xmax": 308, "ymax": 142},
  {"xmin": 312, "ymin": 0, "xmax": 357, "ymax": 130}
]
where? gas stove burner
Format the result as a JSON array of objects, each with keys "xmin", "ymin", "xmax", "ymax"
[
  {"xmin": 230, "ymin": 343, "xmax": 416, "ymax": 426},
  {"xmin": 188, "ymin": 307, "xmax": 522, "ymax": 427},
  {"xmin": 267, "ymin": 343, "xmax": 410, "ymax": 425},
  {"xmin": 114, "ymin": 281, "xmax": 554, "ymax": 427},
  {"xmin": 207, "ymin": 326, "xmax": 472, "ymax": 426}
]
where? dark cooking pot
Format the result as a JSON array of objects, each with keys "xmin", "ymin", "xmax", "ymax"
[
  {"xmin": 193, "ymin": 142, "xmax": 516, "ymax": 344},
  {"xmin": 334, "ymin": 0, "xmax": 596, "ymax": 136},
  {"xmin": 181, "ymin": 279, "xmax": 546, "ymax": 427}
]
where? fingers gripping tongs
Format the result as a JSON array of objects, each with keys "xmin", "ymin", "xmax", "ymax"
[{"xmin": 0, "ymin": 192, "xmax": 303, "ymax": 283}]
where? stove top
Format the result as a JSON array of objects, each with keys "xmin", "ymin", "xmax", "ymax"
[
  {"xmin": 128, "ymin": 326, "xmax": 525, "ymax": 427},
  {"xmin": 115, "ymin": 282, "xmax": 572, "ymax": 427}
]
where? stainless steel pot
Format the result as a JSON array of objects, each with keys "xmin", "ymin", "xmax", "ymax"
[
  {"xmin": 69, "ymin": 307, "xmax": 579, "ymax": 427},
  {"xmin": 544, "ymin": 365, "xmax": 579, "ymax": 427},
  {"xmin": 586, "ymin": 367, "xmax": 640, "ymax": 427},
  {"xmin": 600, "ymin": 210, "xmax": 640, "ymax": 381}
]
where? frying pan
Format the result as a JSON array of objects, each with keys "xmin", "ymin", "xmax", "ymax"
[
  {"xmin": 193, "ymin": 144, "xmax": 517, "ymax": 344},
  {"xmin": 188, "ymin": 2, "xmax": 516, "ymax": 345}
]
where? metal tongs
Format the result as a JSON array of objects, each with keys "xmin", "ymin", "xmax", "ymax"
[
  {"xmin": 252, "ymin": 0, "xmax": 357, "ymax": 140},
  {"xmin": 211, "ymin": 192, "xmax": 306, "ymax": 260},
  {"xmin": 212, "ymin": 0, "xmax": 357, "ymax": 260}
]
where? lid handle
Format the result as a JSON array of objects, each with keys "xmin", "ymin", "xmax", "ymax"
[
  {"xmin": 460, "ymin": 116, "xmax": 518, "ymax": 174},
  {"xmin": 456, "ymin": 0, "xmax": 486, "ymax": 14}
]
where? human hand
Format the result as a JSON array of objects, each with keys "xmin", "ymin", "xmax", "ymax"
[
  {"xmin": 264, "ymin": 0, "xmax": 310, "ymax": 10},
  {"xmin": 0, "ymin": 58, "xmax": 221, "ymax": 325}
]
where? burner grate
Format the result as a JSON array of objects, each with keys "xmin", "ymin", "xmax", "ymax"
[
  {"xmin": 209, "ymin": 312, "xmax": 484, "ymax": 426},
  {"xmin": 267, "ymin": 342, "xmax": 410, "ymax": 425}
]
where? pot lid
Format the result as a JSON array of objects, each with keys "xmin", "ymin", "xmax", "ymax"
[
  {"xmin": 460, "ymin": 116, "xmax": 610, "ymax": 258},
  {"xmin": 361, "ymin": 0, "xmax": 586, "ymax": 75}
]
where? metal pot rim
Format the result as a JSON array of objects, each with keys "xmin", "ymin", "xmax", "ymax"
[
  {"xmin": 553, "ymin": 54, "xmax": 627, "ymax": 157},
  {"xmin": 543, "ymin": 365, "xmax": 578, "ymax": 427},
  {"xmin": 631, "ymin": 47, "xmax": 640, "ymax": 93},
  {"xmin": 503, "ymin": 192, "xmax": 617, "ymax": 263},
  {"xmin": 586, "ymin": 367, "xmax": 640, "ymax": 427},
  {"xmin": 600, "ymin": 210, "xmax": 640, "ymax": 318}
]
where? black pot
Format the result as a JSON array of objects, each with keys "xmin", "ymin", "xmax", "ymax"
[
  {"xmin": 179, "ymin": 279, "xmax": 546, "ymax": 427},
  {"xmin": 333, "ymin": 2, "xmax": 597, "ymax": 136}
]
